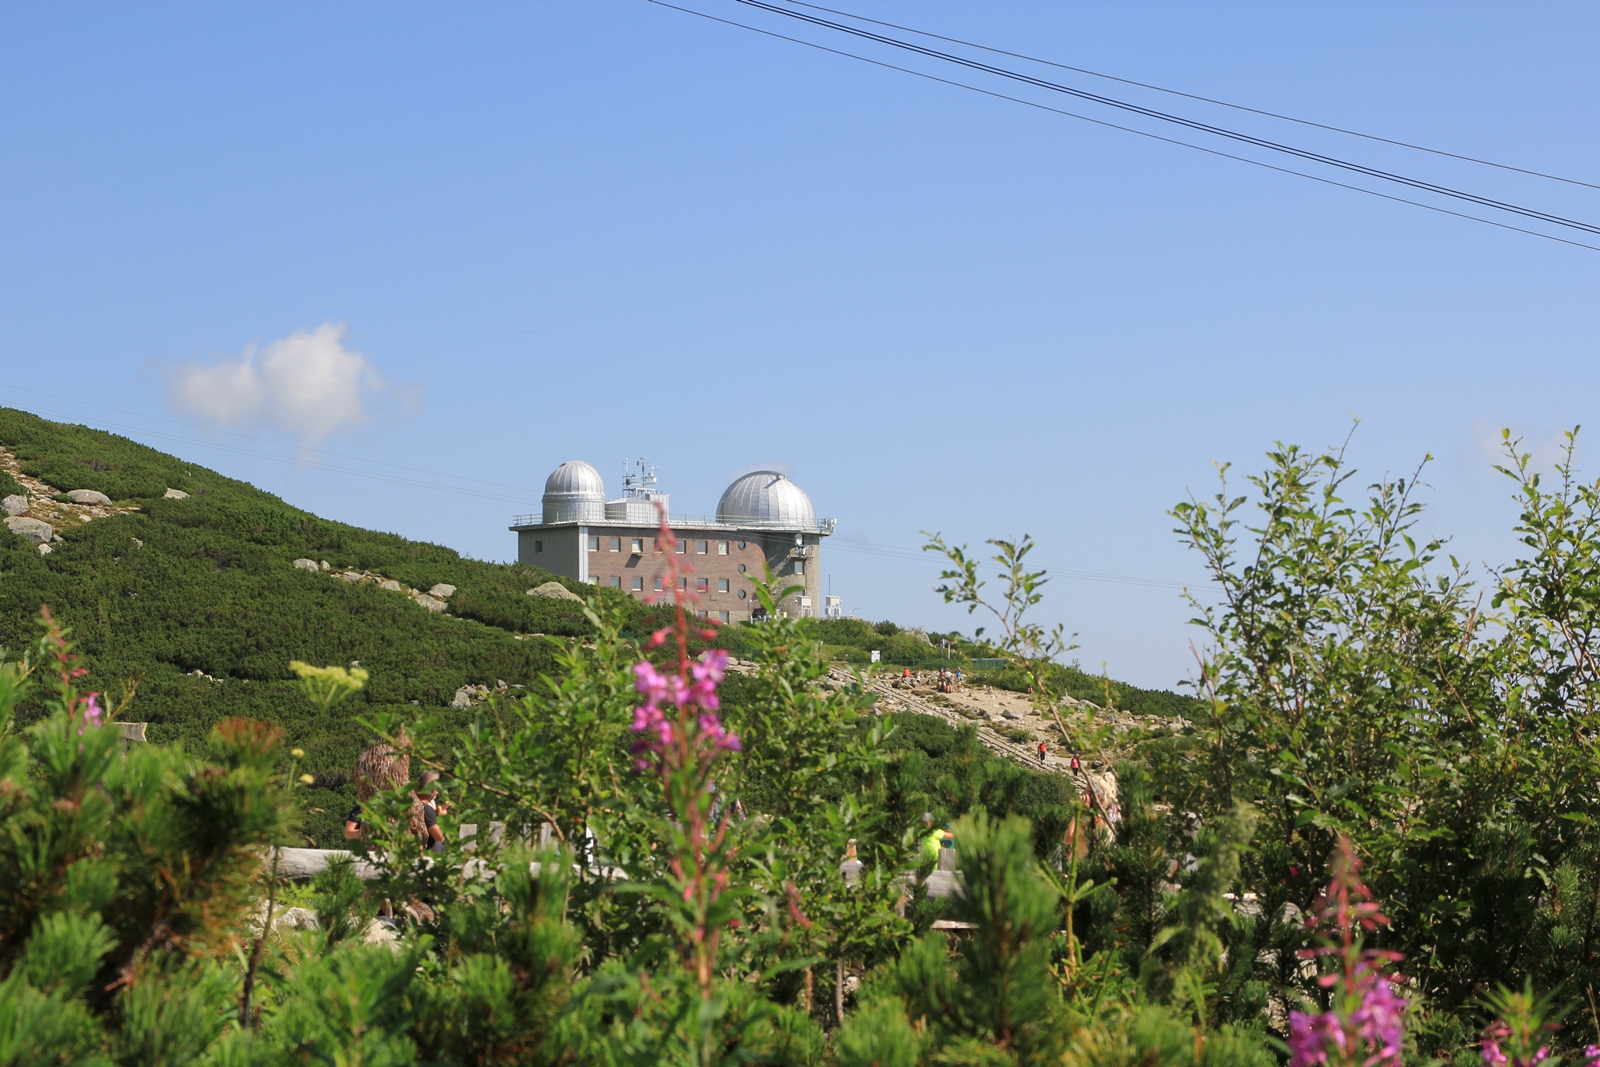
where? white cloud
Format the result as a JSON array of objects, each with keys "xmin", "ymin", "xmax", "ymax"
[{"xmin": 162, "ymin": 323, "xmax": 386, "ymax": 443}]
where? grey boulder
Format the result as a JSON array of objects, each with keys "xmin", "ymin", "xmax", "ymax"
[
  {"xmin": 1, "ymin": 495, "xmax": 26, "ymax": 517},
  {"xmin": 527, "ymin": 581, "xmax": 581, "ymax": 602},
  {"xmin": 293, "ymin": 558, "xmax": 319, "ymax": 572},
  {"xmin": 428, "ymin": 583, "xmax": 457, "ymax": 599},
  {"xmin": 415, "ymin": 595, "xmax": 447, "ymax": 613},
  {"xmin": 67, "ymin": 489, "xmax": 112, "ymax": 506},
  {"xmin": 379, "ymin": 579, "xmax": 402, "ymax": 591},
  {"xmin": 163, "ymin": 488, "xmax": 190, "ymax": 499},
  {"xmin": 6, "ymin": 516, "xmax": 53, "ymax": 544}
]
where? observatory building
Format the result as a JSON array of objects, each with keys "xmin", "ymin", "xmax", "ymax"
[{"xmin": 511, "ymin": 460, "xmax": 835, "ymax": 622}]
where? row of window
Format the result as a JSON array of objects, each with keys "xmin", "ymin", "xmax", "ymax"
[
  {"xmin": 604, "ymin": 575, "xmax": 743, "ymax": 597},
  {"xmin": 580, "ymin": 537, "xmax": 750, "ymax": 555}
]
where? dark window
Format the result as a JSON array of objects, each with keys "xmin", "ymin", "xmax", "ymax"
[
  {"xmin": 587, "ymin": 536, "xmax": 599, "ymax": 551},
  {"xmin": 737, "ymin": 564, "xmax": 746, "ymax": 574},
  {"xmin": 654, "ymin": 577, "xmax": 664, "ymax": 591},
  {"xmin": 608, "ymin": 537, "xmax": 621, "ymax": 552},
  {"xmin": 534, "ymin": 539, "xmax": 543, "ymax": 553},
  {"xmin": 696, "ymin": 540, "xmax": 708, "ymax": 555},
  {"xmin": 718, "ymin": 579, "xmax": 729, "ymax": 593},
  {"xmin": 737, "ymin": 540, "xmax": 746, "ymax": 549},
  {"xmin": 609, "ymin": 576, "xmax": 622, "ymax": 588},
  {"xmin": 793, "ymin": 560, "xmax": 805, "ymax": 575},
  {"xmin": 632, "ymin": 577, "xmax": 644, "ymax": 591},
  {"xmin": 738, "ymin": 590, "xmax": 747, "ymax": 600},
  {"xmin": 716, "ymin": 541, "xmax": 729, "ymax": 555},
  {"xmin": 678, "ymin": 577, "xmax": 687, "ymax": 590},
  {"xmin": 676, "ymin": 541, "xmax": 686, "ymax": 555},
  {"xmin": 631, "ymin": 538, "xmax": 644, "ymax": 554},
  {"xmin": 718, "ymin": 611, "xmax": 730, "ymax": 623},
  {"xmin": 697, "ymin": 578, "xmax": 709, "ymax": 592}
]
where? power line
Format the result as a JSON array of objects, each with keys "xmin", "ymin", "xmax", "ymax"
[
  {"xmin": 645, "ymin": 0, "xmax": 1600, "ymax": 253},
  {"xmin": 780, "ymin": 0, "xmax": 1600, "ymax": 192},
  {"xmin": 729, "ymin": 0, "xmax": 1600, "ymax": 238}
]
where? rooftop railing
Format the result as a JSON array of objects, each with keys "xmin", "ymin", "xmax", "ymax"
[{"xmin": 510, "ymin": 513, "xmax": 836, "ymax": 534}]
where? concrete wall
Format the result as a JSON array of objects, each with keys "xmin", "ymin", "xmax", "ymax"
[{"xmin": 518, "ymin": 525, "xmax": 585, "ymax": 582}]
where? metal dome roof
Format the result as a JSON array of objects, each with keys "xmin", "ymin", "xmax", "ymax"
[
  {"xmin": 716, "ymin": 471, "xmax": 816, "ymax": 529},
  {"xmin": 542, "ymin": 461, "xmax": 606, "ymax": 523},
  {"xmin": 544, "ymin": 460, "xmax": 605, "ymax": 501}
]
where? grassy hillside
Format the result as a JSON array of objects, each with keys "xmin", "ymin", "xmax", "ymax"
[
  {"xmin": 0, "ymin": 406, "xmax": 1197, "ymax": 844},
  {"xmin": 0, "ymin": 407, "xmax": 672, "ymax": 844}
]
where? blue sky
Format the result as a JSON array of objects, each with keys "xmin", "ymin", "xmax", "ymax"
[{"xmin": 3, "ymin": 1, "xmax": 1597, "ymax": 688}]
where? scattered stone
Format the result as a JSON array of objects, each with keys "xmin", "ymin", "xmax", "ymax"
[
  {"xmin": 52, "ymin": 535, "xmax": 63, "ymax": 543},
  {"xmin": 1000, "ymin": 710, "xmax": 1022, "ymax": 720},
  {"xmin": 451, "ymin": 684, "xmax": 490, "ymax": 709},
  {"xmin": 528, "ymin": 581, "xmax": 582, "ymax": 601},
  {"xmin": 5, "ymin": 516, "xmax": 53, "ymax": 544},
  {"xmin": 1, "ymin": 495, "xmax": 26, "ymax": 516},
  {"xmin": 67, "ymin": 489, "xmax": 112, "ymax": 506},
  {"xmin": 131, "ymin": 538, "xmax": 143, "ymax": 548},
  {"xmin": 339, "ymin": 571, "xmax": 362, "ymax": 582},
  {"xmin": 273, "ymin": 906, "xmax": 320, "ymax": 931},
  {"xmin": 379, "ymin": 579, "xmax": 402, "ymax": 591},
  {"xmin": 319, "ymin": 560, "xmax": 330, "ymax": 570},
  {"xmin": 415, "ymin": 594, "xmax": 447, "ymax": 612},
  {"xmin": 188, "ymin": 669, "xmax": 221, "ymax": 683},
  {"xmin": 428, "ymin": 583, "xmax": 456, "ymax": 599},
  {"xmin": 163, "ymin": 488, "xmax": 190, "ymax": 499},
  {"xmin": 293, "ymin": 558, "xmax": 319, "ymax": 572},
  {"xmin": 38, "ymin": 543, "xmax": 51, "ymax": 556}
]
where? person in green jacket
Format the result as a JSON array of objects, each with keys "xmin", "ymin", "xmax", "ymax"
[{"xmin": 920, "ymin": 812, "xmax": 943, "ymax": 864}]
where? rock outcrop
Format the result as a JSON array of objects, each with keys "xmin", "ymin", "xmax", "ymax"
[
  {"xmin": 163, "ymin": 488, "xmax": 189, "ymax": 499},
  {"xmin": 428, "ymin": 583, "xmax": 457, "ymax": 599},
  {"xmin": 414, "ymin": 595, "xmax": 447, "ymax": 613},
  {"xmin": 67, "ymin": 489, "xmax": 113, "ymax": 506},
  {"xmin": 5, "ymin": 516, "xmax": 53, "ymax": 544},
  {"xmin": 1, "ymin": 495, "xmax": 26, "ymax": 517},
  {"xmin": 527, "ymin": 581, "xmax": 582, "ymax": 602},
  {"xmin": 293, "ymin": 558, "xmax": 319, "ymax": 571}
]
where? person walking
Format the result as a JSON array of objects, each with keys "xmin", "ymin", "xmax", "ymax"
[
  {"xmin": 416, "ymin": 771, "xmax": 447, "ymax": 854},
  {"xmin": 1037, "ymin": 740, "xmax": 1048, "ymax": 765}
]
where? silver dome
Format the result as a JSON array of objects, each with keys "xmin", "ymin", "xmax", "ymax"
[
  {"xmin": 716, "ymin": 471, "xmax": 816, "ymax": 529},
  {"xmin": 543, "ymin": 460, "xmax": 606, "ymax": 524}
]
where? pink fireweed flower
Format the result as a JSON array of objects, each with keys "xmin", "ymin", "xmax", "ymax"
[
  {"xmin": 76, "ymin": 693, "xmax": 104, "ymax": 736},
  {"xmin": 629, "ymin": 650, "xmax": 740, "ymax": 768},
  {"xmin": 1288, "ymin": 968, "xmax": 1406, "ymax": 1067}
]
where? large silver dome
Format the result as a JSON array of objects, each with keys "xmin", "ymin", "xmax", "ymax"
[
  {"xmin": 543, "ymin": 460, "xmax": 606, "ymax": 524},
  {"xmin": 717, "ymin": 471, "xmax": 816, "ymax": 529}
]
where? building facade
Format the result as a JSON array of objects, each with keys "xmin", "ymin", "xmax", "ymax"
[{"xmin": 512, "ymin": 461, "xmax": 834, "ymax": 622}]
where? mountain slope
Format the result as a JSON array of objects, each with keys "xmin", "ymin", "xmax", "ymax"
[{"xmin": 0, "ymin": 407, "xmax": 660, "ymax": 843}]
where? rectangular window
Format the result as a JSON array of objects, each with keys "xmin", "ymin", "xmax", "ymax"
[
  {"xmin": 608, "ymin": 537, "xmax": 621, "ymax": 552},
  {"xmin": 678, "ymin": 577, "xmax": 688, "ymax": 591},
  {"xmin": 716, "ymin": 541, "xmax": 729, "ymax": 555},
  {"xmin": 534, "ymin": 539, "xmax": 543, "ymax": 554},
  {"xmin": 587, "ymin": 536, "xmax": 599, "ymax": 551},
  {"xmin": 697, "ymin": 578, "xmax": 709, "ymax": 592},
  {"xmin": 793, "ymin": 560, "xmax": 805, "ymax": 575},
  {"xmin": 654, "ymin": 576, "xmax": 664, "ymax": 591},
  {"xmin": 718, "ymin": 611, "xmax": 730, "ymax": 623},
  {"xmin": 609, "ymin": 576, "xmax": 622, "ymax": 588},
  {"xmin": 718, "ymin": 578, "xmax": 729, "ymax": 593},
  {"xmin": 585, "ymin": 576, "xmax": 598, "ymax": 585},
  {"xmin": 696, "ymin": 540, "xmax": 708, "ymax": 555},
  {"xmin": 676, "ymin": 541, "xmax": 686, "ymax": 555},
  {"xmin": 631, "ymin": 538, "xmax": 644, "ymax": 554},
  {"xmin": 632, "ymin": 577, "xmax": 644, "ymax": 591}
]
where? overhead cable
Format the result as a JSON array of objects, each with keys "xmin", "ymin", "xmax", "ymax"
[
  {"xmin": 728, "ymin": 0, "xmax": 1600, "ymax": 238},
  {"xmin": 645, "ymin": 0, "xmax": 1600, "ymax": 253},
  {"xmin": 780, "ymin": 0, "xmax": 1600, "ymax": 192}
]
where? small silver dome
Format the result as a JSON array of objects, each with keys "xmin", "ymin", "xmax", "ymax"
[
  {"xmin": 543, "ymin": 461, "xmax": 606, "ymax": 524},
  {"xmin": 717, "ymin": 471, "xmax": 816, "ymax": 529}
]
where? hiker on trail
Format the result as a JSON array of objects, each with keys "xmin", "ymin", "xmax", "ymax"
[
  {"xmin": 954, "ymin": 667, "xmax": 963, "ymax": 688},
  {"xmin": 416, "ymin": 771, "xmax": 447, "ymax": 854},
  {"xmin": 920, "ymin": 813, "xmax": 943, "ymax": 864},
  {"xmin": 1037, "ymin": 740, "xmax": 1048, "ymax": 765},
  {"xmin": 345, "ymin": 741, "xmax": 410, "ymax": 842}
]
